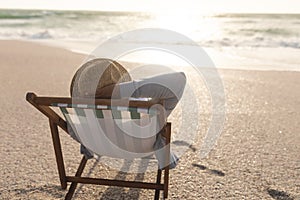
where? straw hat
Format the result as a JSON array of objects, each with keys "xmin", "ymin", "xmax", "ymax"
[{"xmin": 70, "ymin": 58, "xmax": 131, "ymax": 98}]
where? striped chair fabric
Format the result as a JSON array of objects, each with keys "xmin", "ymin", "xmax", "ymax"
[{"xmin": 51, "ymin": 102, "xmax": 162, "ymax": 159}]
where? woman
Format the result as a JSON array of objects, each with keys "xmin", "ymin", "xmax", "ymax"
[
  {"xmin": 71, "ymin": 58, "xmax": 186, "ymax": 115},
  {"xmin": 70, "ymin": 58, "xmax": 186, "ymax": 168}
]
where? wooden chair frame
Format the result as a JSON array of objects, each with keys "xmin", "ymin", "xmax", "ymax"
[{"xmin": 26, "ymin": 92, "xmax": 171, "ymax": 200}]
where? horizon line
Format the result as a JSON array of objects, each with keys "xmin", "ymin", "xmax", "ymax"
[{"xmin": 0, "ymin": 7, "xmax": 299, "ymax": 15}]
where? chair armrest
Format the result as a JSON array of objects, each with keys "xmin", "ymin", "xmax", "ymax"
[{"xmin": 26, "ymin": 92, "xmax": 164, "ymax": 109}]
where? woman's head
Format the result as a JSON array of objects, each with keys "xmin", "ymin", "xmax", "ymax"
[{"xmin": 70, "ymin": 58, "xmax": 131, "ymax": 98}]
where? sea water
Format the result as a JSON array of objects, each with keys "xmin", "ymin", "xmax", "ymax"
[{"xmin": 0, "ymin": 9, "xmax": 299, "ymax": 71}]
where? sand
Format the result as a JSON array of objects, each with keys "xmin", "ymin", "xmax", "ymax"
[{"xmin": 0, "ymin": 40, "xmax": 299, "ymax": 199}]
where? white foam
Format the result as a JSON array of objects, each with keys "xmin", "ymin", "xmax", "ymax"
[{"xmin": 33, "ymin": 38, "xmax": 300, "ymax": 72}]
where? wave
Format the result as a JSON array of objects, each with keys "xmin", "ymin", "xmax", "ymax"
[
  {"xmin": 0, "ymin": 29, "xmax": 53, "ymax": 39},
  {"xmin": 199, "ymin": 37, "xmax": 300, "ymax": 49},
  {"xmin": 0, "ymin": 9, "xmax": 299, "ymax": 49},
  {"xmin": 28, "ymin": 30, "xmax": 53, "ymax": 39},
  {"xmin": 237, "ymin": 28, "xmax": 293, "ymax": 36},
  {"xmin": 0, "ymin": 10, "xmax": 50, "ymax": 19},
  {"xmin": 0, "ymin": 28, "xmax": 299, "ymax": 49},
  {"xmin": 215, "ymin": 13, "xmax": 300, "ymax": 19},
  {"xmin": 0, "ymin": 9, "xmax": 144, "ymax": 20}
]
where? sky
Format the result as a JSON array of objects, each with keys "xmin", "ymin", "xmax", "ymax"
[{"xmin": 0, "ymin": 0, "xmax": 300, "ymax": 14}]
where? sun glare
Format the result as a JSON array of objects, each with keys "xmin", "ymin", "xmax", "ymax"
[
  {"xmin": 153, "ymin": 13, "xmax": 197, "ymax": 33},
  {"xmin": 152, "ymin": 13, "xmax": 222, "ymax": 41}
]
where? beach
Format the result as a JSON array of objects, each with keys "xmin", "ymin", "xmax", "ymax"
[{"xmin": 0, "ymin": 40, "xmax": 299, "ymax": 199}]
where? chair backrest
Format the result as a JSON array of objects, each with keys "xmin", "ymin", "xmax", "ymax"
[{"xmin": 51, "ymin": 100, "xmax": 164, "ymax": 159}]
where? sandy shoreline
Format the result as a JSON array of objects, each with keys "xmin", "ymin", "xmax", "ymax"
[{"xmin": 0, "ymin": 40, "xmax": 299, "ymax": 199}]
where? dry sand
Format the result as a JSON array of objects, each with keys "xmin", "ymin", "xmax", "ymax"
[{"xmin": 0, "ymin": 40, "xmax": 299, "ymax": 199}]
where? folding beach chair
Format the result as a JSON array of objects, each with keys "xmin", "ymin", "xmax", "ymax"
[{"xmin": 26, "ymin": 92, "xmax": 172, "ymax": 200}]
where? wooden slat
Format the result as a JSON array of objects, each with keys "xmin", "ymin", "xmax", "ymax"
[
  {"xmin": 65, "ymin": 176, "xmax": 164, "ymax": 190},
  {"xmin": 27, "ymin": 92, "xmax": 164, "ymax": 108},
  {"xmin": 26, "ymin": 93, "xmax": 68, "ymax": 133}
]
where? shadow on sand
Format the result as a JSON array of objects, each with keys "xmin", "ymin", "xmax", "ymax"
[
  {"xmin": 99, "ymin": 159, "xmax": 150, "ymax": 200},
  {"xmin": 172, "ymin": 140, "xmax": 197, "ymax": 152},
  {"xmin": 267, "ymin": 188, "xmax": 294, "ymax": 200},
  {"xmin": 12, "ymin": 184, "xmax": 64, "ymax": 199},
  {"xmin": 192, "ymin": 163, "xmax": 225, "ymax": 177}
]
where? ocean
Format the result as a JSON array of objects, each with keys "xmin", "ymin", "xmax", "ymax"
[{"xmin": 0, "ymin": 9, "xmax": 299, "ymax": 71}]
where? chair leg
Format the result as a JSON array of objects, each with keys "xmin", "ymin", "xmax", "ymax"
[
  {"xmin": 154, "ymin": 169, "xmax": 162, "ymax": 200},
  {"xmin": 65, "ymin": 156, "xmax": 88, "ymax": 200},
  {"xmin": 49, "ymin": 120, "xmax": 67, "ymax": 189},
  {"xmin": 163, "ymin": 123, "xmax": 171, "ymax": 199},
  {"xmin": 163, "ymin": 166, "xmax": 169, "ymax": 199}
]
